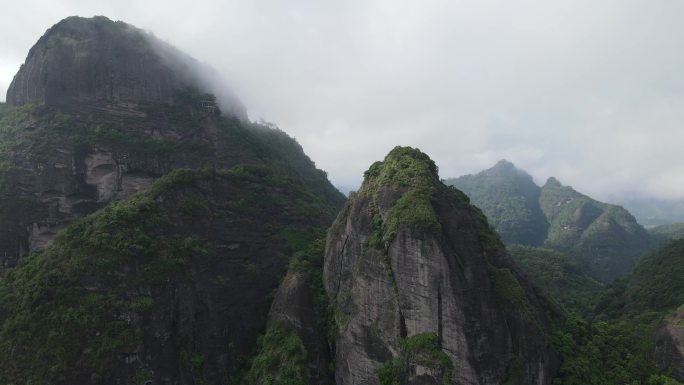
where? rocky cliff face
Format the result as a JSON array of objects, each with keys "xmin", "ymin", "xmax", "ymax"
[
  {"xmin": 264, "ymin": 272, "xmax": 334, "ymax": 384},
  {"xmin": 0, "ymin": 167, "xmax": 337, "ymax": 385},
  {"xmin": 0, "ymin": 16, "xmax": 344, "ymax": 274},
  {"xmin": 324, "ymin": 147, "xmax": 560, "ymax": 385},
  {"xmin": 7, "ymin": 16, "xmax": 245, "ymax": 118}
]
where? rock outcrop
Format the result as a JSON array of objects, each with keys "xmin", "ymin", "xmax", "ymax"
[
  {"xmin": 0, "ymin": 16, "xmax": 344, "ymax": 274},
  {"xmin": 265, "ymin": 272, "xmax": 334, "ymax": 384},
  {"xmin": 324, "ymin": 147, "xmax": 560, "ymax": 385},
  {"xmin": 7, "ymin": 16, "xmax": 245, "ymax": 118}
]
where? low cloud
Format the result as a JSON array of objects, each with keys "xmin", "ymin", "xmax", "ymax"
[{"xmin": 1, "ymin": 0, "xmax": 683, "ymax": 202}]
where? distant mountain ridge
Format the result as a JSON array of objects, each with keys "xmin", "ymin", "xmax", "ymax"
[
  {"xmin": 616, "ymin": 196, "xmax": 684, "ymax": 227},
  {"xmin": 444, "ymin": 159, "xmax": 548, "ymax": 246},
  {"xmin": 446, "ymin": 161, "xmax": 652, "ymax": 282}
]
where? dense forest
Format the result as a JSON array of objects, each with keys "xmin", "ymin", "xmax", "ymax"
[{"xmin": 0, "ymin": 14, "xmax": 683, "ymax": 385}]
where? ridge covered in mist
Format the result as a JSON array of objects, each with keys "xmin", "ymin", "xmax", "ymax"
[
  {"xmin": 447, "ymin": 160, "xmax": 652, "ymax": 282},
  {"xmin": 0, "ymin": 15, "xmax": 682, "ymax": 385}
]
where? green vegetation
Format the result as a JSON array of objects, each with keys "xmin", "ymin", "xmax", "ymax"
[
  {"xmin": 540, "ymin": 178, "xmax": 652, "ymax": 282},
  {"xmin": 448, "ymin": 161, "xmax": 652, "ymax": 283},
  {"xmin": 246, "ymin": 323, "xmax": 308, "ymax": 385},
  {"xmin": 376, "ymin": 357, "xmax": 402, "ymax": 385},
  {"xmin": 218, "ymin": 117, "xmax": 345, "ymax": 208},
  {"xmin": 550, "ymin": 240, "xmax": 684, "ymax": 384},
  {"xmin": 488, "ymin": 263, "xmax": 528, "ymax": 308},
  {"xmin": 235, "ymin": 226, "xmax": 336, "ymax": 385},
  {"xmin": 0, "ymin": 165, "xmax": 336, "ymax": 384},
  {"xmin": 375, "ymin": 332, "xmax": 453, "ymax": 385},
  {"xmin": 360, "ymin": 146, "xmax": 446, "ymax": 243},
  {"xmin": 508, "ymin": 245, "xmax": 602, "ymax": 314},
  {"xmin": 0, "ymin": 170, "xmax": 216, "ymax": 383},
  {"xmin": 355, "ymin": 147, "xmax": 449, "ymax": 301},
  {"xmin": 650, "ymin": 223, "xmax": 684, "ymax": 245},
  {"xmin": 551, "ymin": 313, "xmax": 671, "ymax": 385},
  {"xmin": 596, "ymin": 240, "xmax": 684, "ymax": 317},
  {"xmin": 287, "ymin": 236, "xmax": 337, "ymax": 339},
  {"xmin": 446, "ymin": 160, "xmax": 548, "ymax": 246}
]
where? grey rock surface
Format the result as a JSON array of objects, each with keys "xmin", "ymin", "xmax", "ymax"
[
  {"xmin": 324, "ymin": 147, "xmax": 560, "ymax": 385},
  {"xmin": 7, "ymin": 16, "xmax": 246, "ymax": 119}
]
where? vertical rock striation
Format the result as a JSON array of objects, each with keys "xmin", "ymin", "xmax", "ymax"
[{"xmin": 324, "ymin": 147, "xmax": 560, "ymax": 385}]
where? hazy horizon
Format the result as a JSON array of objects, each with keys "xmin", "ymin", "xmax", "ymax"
[{"xmin": 2, "ymin": 1, "xmax": 684, "ymax": 204}]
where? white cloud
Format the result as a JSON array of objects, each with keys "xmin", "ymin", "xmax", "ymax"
[{"xmin": 1, "ymin": 0, "xmax": 684, "ymax": 201}]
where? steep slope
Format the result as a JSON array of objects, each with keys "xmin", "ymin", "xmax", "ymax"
[
  {"xmin": 592, "ymin": 240, "xmax": 684, "ymax": 382},
  {"xmin": 244, "ymin": 238, "xmax": 335, "ymax": 385},
  {"xmin": 0, "ymin": 16, "xmax": 344, "ymax": 273},
  {"xmin": 507, "ymin": 245, "xmax": 602, "ymax": 314},
  {"xmin": 596, "ymin": 240, "xmax": 684, "ymax": 318},
  {"xmin": 0, "ymin": 166, "xmax": 338, "ymax": 385},
  {"xmin": 446, "ymin": 160, "xmax": 548, "ymax": 246},
  {"xmin": 540, "ymin": 177, "xmax": 651, "ymax": 282},
  {"xmin": 324, "ymin": 147, "xmax": 560, "ymax": 385},
  {"xmin": 650, "ymin": 223, "xmax": 684, "ymax": 245},
  {"xmin": 446, "ymin": 160, "xmax": 652, "ymax": 283}
]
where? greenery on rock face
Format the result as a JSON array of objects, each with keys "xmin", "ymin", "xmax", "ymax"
[
  {"xmin": 375, "ymin": 332, "xmax": 453, "ymax": 385},
  {"xmin": 444, "ymin": 165, "xmax": 684, "ymax": 384},
  {"xmin": 0, "ymin": 166, "xmax": 335, "ymax": 385},
  {"xmin": 360, "ymin": 146, "xmax": 445, "ymax": 243},
  {"xmin": 487, "ymin": 262, "xmax": 529, "ymax": 309},
  {"xmin": 446, "ymin": 160, "xmax": 548, "ymax": 246},
  {"xmin": 287, "ymin": 237, "xmax": 337, "ymax": 339},
  {"xmin": 246, "ymin": 323, "xmax": 308, "ymax": 385},
  {"xmin": 234, "ymin": 229, "xmax": 336, "ymax": 385},
  {"xmin": 508, "ymin": 244, "xmax": 603, "ymax": 314},
  {"xmin": 354, "ymin": 147, "xmax": 450, "ymax": 304},
  {"xmin": 0, "ymin": 95, "xmax": 343, "ymax": 208},
  {"xmin": 219, "ymin": 118, "xmax": 345, "ymax": 208}
]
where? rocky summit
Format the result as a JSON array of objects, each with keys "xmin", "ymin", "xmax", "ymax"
[
  {"xmin": 0, "ymin": 16, "xmax": 343, "ymax": 274},
  {"xmin": 323, "ymin": 147, "xmax": 560, "ymax": 385},
  {"xmin": 7, "ymin": 16, "xmax": 245, "ymax": 118}
]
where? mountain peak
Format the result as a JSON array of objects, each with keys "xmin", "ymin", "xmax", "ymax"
[
  {"xmin": 493, "ymin": 159, "xmax": 516, "ymax": 169},
  {"xmin": 325, "ymin": 148, "xmax": 560, "ymax": 384},
  {"xmin": 362, "ymin": 146, "xmax": 439, "ymax": 189},
  {"xmin": 7, "ymin": 16, "xmax": 245, "ymax": 118},
  {"xmin": 544, "ymin": 176, "xmax": 563, "ymax": 187}
]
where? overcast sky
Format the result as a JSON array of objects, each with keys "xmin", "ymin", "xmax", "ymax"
[{"xmin": 1, "ymin": 0, "xmax": 683, "ymax": 201}]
